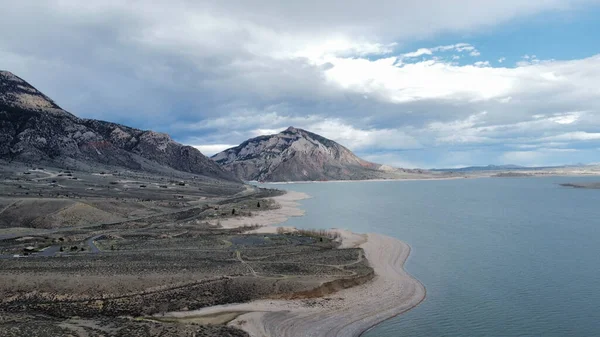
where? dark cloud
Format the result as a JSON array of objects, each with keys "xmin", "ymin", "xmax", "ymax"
[{"xmin": 1, "ymin": 0, "xmax": 599, "ymax": 167}]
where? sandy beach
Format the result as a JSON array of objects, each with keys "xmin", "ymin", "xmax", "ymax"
[
  {"xmin": 210, "ymin": 190, "xmax": 310, "ymax": 230},
  {"xmin": 164, "ymin": 190, "xmax": 426, "ymax": 337}
]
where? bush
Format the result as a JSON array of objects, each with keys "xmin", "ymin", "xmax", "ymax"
[
  {"xmin": 275, "ymin": 227, "xmax": 340, "ymax": 240},
  {"xmin": 296, "ymin": 228, "xmax": 340, "ymax": 240}
]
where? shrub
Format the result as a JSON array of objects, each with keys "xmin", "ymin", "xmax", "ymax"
[{"xmin": 296, "ymin": 228, "xmax": 340, "ymax": 240}]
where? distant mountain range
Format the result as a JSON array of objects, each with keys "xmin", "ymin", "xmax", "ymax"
[
  {"xmin": 433, "ymin": 164, "xmax": 527, "ymax": 172},
  {"xmin": 433, "ymin": 164, "xmax": 588, "ymax": 172},
  {"xmin": 0, "ymin": 71, "xmax": 239, "ymax": 182},
  {"xmin": 212, "ymin": 127, "xmax": 429, "ymax": 182}
]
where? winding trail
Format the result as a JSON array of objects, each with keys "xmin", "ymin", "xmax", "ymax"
[
  {"xmin": 0, "ymin": 200, "xmax": 18, "ymax": 218},
  {"xmin": 164, "ymin": 232, "xmax": 426, "ymax": 337},
  {"xmin": 86, "ymin": 235, "xmax": 104, "ymax": 253},
  {"xmin": 236, "ymin": 250, "xmax": 258, "ymax": 277}
]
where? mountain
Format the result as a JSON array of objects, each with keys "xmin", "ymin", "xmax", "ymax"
[
  {"xmin": 0, "ymin": 71, "xmax": 239, "ymax": 182},
  {"xmin": 212, "ymin": 127, "xmax": 427, "ymax": 182},
  {"xmin": 433, "ymin": 164, "xmax": 527, "ymax": 172},
  {"xmin": 432, "ymin": 164, "xmax": 587, "ymax": 172}
]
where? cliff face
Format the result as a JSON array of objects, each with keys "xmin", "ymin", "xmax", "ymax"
[
  {"xmin": 212, "ymin": 127, "xmax": 413, "ymax": 182},
  {"xmin": 0, "ymin": 71, "xmax": 239, "ymax": 182}
]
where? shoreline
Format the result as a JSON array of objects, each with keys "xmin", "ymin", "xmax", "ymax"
[
  {"xmin": 251, "ymin": 176, "xmax": 467, "ymax": 185},
  {"xmin": 209, "ymin": 190, "xmax": 310, "ymax": 230},
  {"xmin": 250, "ymin": 171, "xmax": 600, "ymax": 185},
  {"xmin": 163, "ymin": 190, "xmax": 426, "ymax": 336}
]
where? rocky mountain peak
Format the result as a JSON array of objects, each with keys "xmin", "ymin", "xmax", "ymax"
[
  {"xmin": 0, "ymin": 71, "xmax": 66, "ymax": 115},
  {"xmin": 212, "ymin": 128, "xmax": 388, "ymax": 181}
]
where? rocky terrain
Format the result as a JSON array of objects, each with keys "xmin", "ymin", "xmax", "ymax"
[
  {"xmin": 212, "ymin": 127, "xmax": 432, "ymax": 182},
  {"xmin": 0, "ymin": 163, "xmax": 372, "ymax": 336},
  {"xmin": 0, "ymin": 71, "xmax": 238, "ymax": 182}
]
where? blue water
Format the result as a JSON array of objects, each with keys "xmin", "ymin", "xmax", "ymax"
[{"xmin": 264, "ymin": 177, "xmax": 600, "ymax": 337}]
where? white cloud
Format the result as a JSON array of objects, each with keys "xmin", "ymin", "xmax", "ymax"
[
  {"xmin": 304, "ymin": 119, "xmax": 422, "ymax": 150},
  {"xmin": 402, "ymin": 48, "xmax": 433, "ymax": 58},
  {"xmin": 319, "ymin": 54, "xmax": 600, "ymax": 106},
  {"xmin": 401, "ymin": 43, "xmax": 479, "ymax": 60},
  {"xmin": 517, "ymin": 54, "xmax": 542, "ymax": 66},
  {"xmin": 498, "ymin": 57, "xmax": 506, "ymax": 63},
  {"xmin": 192, "ymin": 144, "xmax": 237, "ymax": 156},
  {"xmin": 293, "ymin": 40, "xmax": 397, "ymax": 61},
  {"xmin": 361, "ymin": 153, "xmax": 425, "ymax": 169},
  {"xmin": 432, "ymin": 43, "xmax": 477, "ymax": 53},
  {"xmin": 541, "ymin": 131, "xmax": 600, "ymax": 141},
  {"xmin": 548, "ymin": 112, "xmax": 582, "ymax": 125},
  {"xmin": 182, "ymin": 113, "xmax": 422, "ymax": 153},
  {"xmin": 323, "ymin": 58, "xmax": 509, "ymax": 103}
]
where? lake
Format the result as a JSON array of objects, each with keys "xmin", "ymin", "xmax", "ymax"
[{"xmin": 264, "ymin": 176, "xmax": 600, "ymax": 337}]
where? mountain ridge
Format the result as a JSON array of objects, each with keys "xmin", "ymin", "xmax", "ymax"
[
  {"xmin": 432, "ymin": 163, "xmax": 590, "ymax": 172},
  {"xmin": 0, "ymin": 70, "xmax": 239, "ymax": 182}
]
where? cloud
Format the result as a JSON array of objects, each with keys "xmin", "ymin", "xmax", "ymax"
[
  {"xmin": 434, "ymin": 43, "xmax": 477, "ymax": 53},
  {"xmin": 500, "ymin": 151, "xmax": 550, "ymax": 166},
  {"xmin": 360, "ymin": 153, "xmax": 425, "ymax": 169},
  {"xmin": 499, "ymin": 148, "xmax": 584, "ymax": 166},
  {"xmin": 541, "ymin": 131, "xmax": 600, "ymax": 141},
  {"xmin": 548, "ymin": 112, "xmax": 582, "ymax": 125},
  {"xmin": 1, "ymin": 0, "xmax": 599, "ymax": 168},
  {"xmin": 517, "ymin": 54, "xmax": 542, "ymax": 66},
  {"xmin": 402, "ymin": 48, "xmax": 433, "ymax": 58},
  {"xmin": 401, "ymin": 43, "xmax": 479, "ymax": 60},
  {"xmin": 178, "ymin": 112, "xmax": 422, "ymax": 154},
  {"xmin": 191, "ymin": 144, "xmax": 238, "ymax": 156},
  {"xmin": 303, "ymin": 120, "xmax": 422, "ymax": 151},
  {"xmin": 318, "ymin": 53, "xmax": 600, "ymax": 114}
]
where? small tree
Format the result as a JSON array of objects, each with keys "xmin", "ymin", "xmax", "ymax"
[
  {"xmin": 232, "ymin": 208, "xmax": 236, "ymax": 215},
  {"xmin": 257, "ymin": 201, "xmax": 261, "ymax": 208}
]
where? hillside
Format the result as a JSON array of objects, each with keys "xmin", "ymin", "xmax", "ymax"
[{"xmin": 0, "ymin": 71, "xmax": 239, "ymax": 182}]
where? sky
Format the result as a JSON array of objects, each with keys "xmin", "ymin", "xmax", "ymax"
[{"xmin": 2, "ymin": 0, "xmax": 600, "ymax": 168}]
